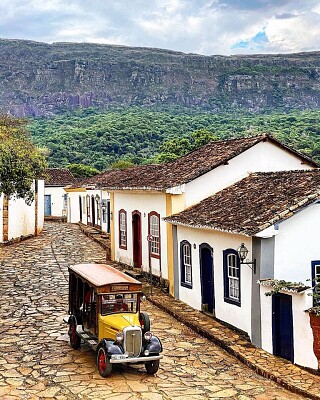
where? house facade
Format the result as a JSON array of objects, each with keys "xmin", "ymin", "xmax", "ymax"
[
  {"xmin": 44, "ymin": 169, "xmax": 76, "ymax": 218},
  {"xmin": 93, "ymin": 134, "xmax": 317, "ymax": 295},
  {"xmin": 165, "ymin": 170, "xmax": 320, "ymax": 369},
  {"xmin": 0, "ymin": 179, "xmax": 44, "ymax": 243},
  {"xmin": 63, "ymin": 133, "xmax": 320, "ymax": 369},
  {"xmin": 65, "ymin": 179, "xmax": 111, "ymax": 234}
]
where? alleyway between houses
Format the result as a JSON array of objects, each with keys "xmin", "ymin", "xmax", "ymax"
[{"xmin": 0, "ymin": 222, "xmax": 308, "ymax": 399}]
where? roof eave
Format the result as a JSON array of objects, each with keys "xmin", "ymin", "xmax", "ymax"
[{"xmin": 164, "ymin": 218, "xmax": 251, "ymax": 237}]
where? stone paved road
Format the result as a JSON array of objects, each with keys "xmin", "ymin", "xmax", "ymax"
[{"xmin": 0, "ymin": 222, "xmax": 306, "ymax": 400}]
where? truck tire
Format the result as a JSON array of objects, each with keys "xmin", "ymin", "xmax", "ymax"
[
  {"xmin": 139, "ymin": 312, "xmax": 150, "ymax": 334},
  {"xmin": 97, "ymin": 346, "xmax": 112, "ymax": 377}
]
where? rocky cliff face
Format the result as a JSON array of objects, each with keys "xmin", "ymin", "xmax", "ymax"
[{"xmin": 1, "ymin": 39, "xmax": 320, "ymax": 116}]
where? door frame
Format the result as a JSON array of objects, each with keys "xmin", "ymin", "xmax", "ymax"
[
  {"xmin": 199, "ymin": 243, "xmax": 215, "ymax": 314},
  {"xmin": 91, "ymin": 195, "xmax": 95, "ymax": 226},
  {"xmin": 79, "ymin": 195, "xmax": 82, "ymax": 222},
  {"xmin": 272, "ymin": 293, "xmax": 294, "ymax": 362},
  {"xmin": 132, "ymin": 210, "xmax": 142, "ymax": 268},
  {"xmin": 44, "ymin": 194, "xmax": 52, "ymax": 216}
]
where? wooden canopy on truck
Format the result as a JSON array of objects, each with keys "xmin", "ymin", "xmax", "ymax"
[{"xmin": 68, "ymin": 263, "xmax": 142, "ymax": 294}]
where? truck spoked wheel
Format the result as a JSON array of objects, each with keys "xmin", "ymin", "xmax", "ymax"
[
  {"xmin": 97, "ymin": 346, "xmax": 112, "ymax": 377},
  {"xmin": 69, "ymin": 320, "xmax": 81, "ymax": 349}
]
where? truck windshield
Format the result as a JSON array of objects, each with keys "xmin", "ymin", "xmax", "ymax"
[{"xmin": 101, "ymin": 293, "xmax": 138, "ymax": 315}]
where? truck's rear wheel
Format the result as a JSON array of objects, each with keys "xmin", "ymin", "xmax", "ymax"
[
  {"xmin": 97, "ymin": 346, "xmax": 112, "ymax": 377},
  {"xmin": 69, "ymin": 319, "xmax": 81, "ymax": 349}
]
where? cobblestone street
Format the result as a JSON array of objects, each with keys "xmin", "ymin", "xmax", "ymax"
[{"xmin": 0, "ymin": 222, "xmax": 306, "ymax": 399}]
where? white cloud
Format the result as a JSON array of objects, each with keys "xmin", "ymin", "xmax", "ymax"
[
  {"xmin": 0, "ymin": 0, "xmax": 319, "ymax": 54},
  {"xmin": 266, "ymin": 12, "xmax": 320, "ymax": 52}
]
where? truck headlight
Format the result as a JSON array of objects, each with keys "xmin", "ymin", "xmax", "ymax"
[
  {"xmin": 116, "ymin": 332, "xmax": 124, "ymax": 343},
  {"xmin": 144, "ymin": 331, "xmax": 153, "ymax": 341}
]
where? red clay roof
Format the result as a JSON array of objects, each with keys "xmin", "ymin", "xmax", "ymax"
[
  {"xmin": 164, "ymin": 170, "xmax": 320, "ymax": 236},
  {"xmin": 44, "ymin": 168, "xmax": 76, "ymax": 186},
  {"xmin": 91, "ymin": 134, "xmax": 318, "ymax": 191}
]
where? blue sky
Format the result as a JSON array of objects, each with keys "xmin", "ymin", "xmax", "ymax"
[{"xmin": 0, "ymin": 0, "xmax": 319, "ymax": 55}]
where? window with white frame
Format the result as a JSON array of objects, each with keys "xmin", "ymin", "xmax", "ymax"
[
  {"xmin": 119, "ymin": 209, "xmax": 127, "ymax": 249},
  {"xmin": 180, "ymin": 240, "xmax": 192, "ymax": 288},
  {"xmin": 148, "ymin": 212, "xmax": 160, "ymax": 258},
  {"xmin": 223, "ymin": 249, "xmax": 241, "ymax": 305}
]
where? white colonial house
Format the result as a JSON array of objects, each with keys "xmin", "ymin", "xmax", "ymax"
[
  {"xmin": 44, "ymin": 169, "xmax": 76, "ymax": 218},
  {"xmin": 88, "ymin": 134, "xmax": 317, "ymax": 295},
  {"xmin": 165, "ymin": 170, "xmax": 320, "ymax": 370},
  {"xmin": 0, "ymin": 179, "xmax": 44, "ymax": 243},
  {"xmin": 65, "ymin": 178, "xmax": 111, "ymax": 234}
]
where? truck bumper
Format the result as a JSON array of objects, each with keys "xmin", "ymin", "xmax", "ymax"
[{"xmin": 110, "ymin": 354, "xmax": 163, "ymax": 364}]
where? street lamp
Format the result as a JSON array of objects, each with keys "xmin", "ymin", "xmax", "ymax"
[{"xmin": 237, "ymin": 243, "xmax": 256, "ymax": 274}]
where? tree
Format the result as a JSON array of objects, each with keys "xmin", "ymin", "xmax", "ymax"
[
  {"xmin": 110, "ymin": 160, "xmax": 135, "ymax": 169},
  {"xmin": 0, "ymin": 115, "xmax": 47, "ymax": 204},
  {"xmin": 66, "ymin": 163, "xmax": 100, "ymax": 178},
  {"xmin": 155, "ymin": 137, "xmax": 192, "ymax": 163},
  {"xmin": 191, "ymin": 129, "xmax": 218, "ymax": 149}
]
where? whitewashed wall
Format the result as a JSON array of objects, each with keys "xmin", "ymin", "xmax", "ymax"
[
  {"xmin": 260, "ymin": 286, "xmax": 318, "ymax": 369},
  {"xmin": 37, "ymin": 180, "xmax": 45, "ymax": 233},
  {"xmin": 67, "ymin": 191, "xmax": 82, "ymax": 223},
  {"xmin": 258, "ymin": 203, "xmax": 320, "ymax": 369},
  {"xmin": 176, "ymin": 225, "xmax": 253, "ymax": 337},
  {"xmin": 114, "ymin": 191, "xmax": 168, "ymax": 279},
  {"xmin": 274, "ymin": 203, "xmax": 320, "ymax": 283},
  {"xmin": 67, "ymin": 189, "xmax": 110, "ymax": 232},
  {"xmin": 7, "ymin": 180, "xmax": 45, "ymax": 240},
  {"xmin": 8, "ymin": 197, "xmax": 35, "ymax": 239},
  {"xmin": 44, "ymin": 186, "xmax": 66, "ymax": 217},
  {"xmin": 185, "ymin": 141, "xmax": 313, "ymax": 207}
]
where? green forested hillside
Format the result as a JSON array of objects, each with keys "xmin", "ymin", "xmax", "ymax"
[{"xmin": 29, "ymin": 107, "xmax": 320, "ymax": 170}]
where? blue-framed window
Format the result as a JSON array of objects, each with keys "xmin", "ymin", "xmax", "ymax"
[
  {"xmin": 311, "ymin": 260, "xmax": 320, "ymax": 306},
  {"xmin": 180, "ymin": 241, "xmax": 192, "ymax": 289},
  {"xmin": 223, "ymin": 249, "xmax": 241, "ymax": 306}
]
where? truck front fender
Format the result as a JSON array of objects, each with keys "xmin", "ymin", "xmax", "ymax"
[
  {"xmin": 145, "ymin": 335, "xmax": 162, "ymax": 354},
  {"xmin": 99, "ymin": 339, "xmax": 123, "ymax": 356}
]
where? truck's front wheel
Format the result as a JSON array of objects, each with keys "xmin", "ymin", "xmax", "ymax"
[
  {"xmin": 145, "ymin": 358, "xmax": 160, "ymax": 375},
  {"xmin": 139, "ymin": 312, "xmax": 150, "ymax": 334},
  {"xmin": 97, "ymin": 346, "xmax": 112, "ymax": 377}
]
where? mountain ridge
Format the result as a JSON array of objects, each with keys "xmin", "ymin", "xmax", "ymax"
[{"xmin": 1, "ymin": 39, "xmax": 320, "ymax": 116}]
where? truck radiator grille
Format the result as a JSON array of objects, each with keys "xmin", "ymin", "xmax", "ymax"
[{"xmin": 123, "ymin": 326, "xmax": 142, "ymax": 357}]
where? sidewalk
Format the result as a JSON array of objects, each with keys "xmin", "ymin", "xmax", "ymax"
[{"xmin": 79, "ymin": 223, "xmax": 320, "ymax": 400}]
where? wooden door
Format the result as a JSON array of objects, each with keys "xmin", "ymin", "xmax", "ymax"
[
  {"xmin": 272, "ymin": 293, "xmax": 294, "ymax": 362},
  {"xmin": 44, "ymin": 195, "xmax": 51, "ymax": 216},
  {"xmin": 132, "ymin": 211, "xmax": 142, "ymax": 268},
  {"xmin": 200, "ymin": 243, "xmax": 214, "ymax": 314}
]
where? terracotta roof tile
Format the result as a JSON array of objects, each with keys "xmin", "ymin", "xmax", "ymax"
[
  {"xmin": 165, "ymin": 170, "xmax": 320, "ymax": 236},
  {"xmin": 44, "ymin": 168, "xmax": 76, "ymax": 186},
  {"xmin": 90, "ymin": 134, "xmax": 318, "ymax": 191}
]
